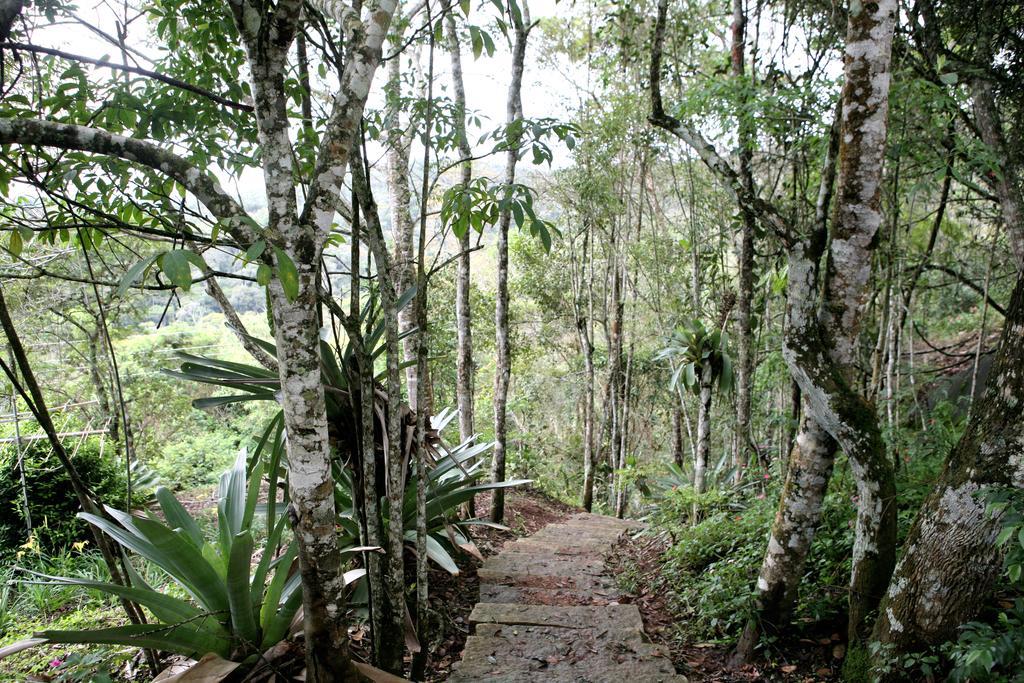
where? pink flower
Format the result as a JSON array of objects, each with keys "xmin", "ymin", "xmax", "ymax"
[
  {"xmin": 763, "ymin": 474, "xmax": 771, "ymax": 480},
  {"xmin": 50, "ymin": 659, "xmax": 63, "ymax": 668},
  {"xmin": 756, "ymin": 493, "xmax": 766, "ymax": 500}
]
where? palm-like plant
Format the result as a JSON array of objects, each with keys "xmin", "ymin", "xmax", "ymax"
[
  {"xmin": 657, "ymin": 319, "xmax": 734, "ymax": 504},
  {"xmin": 656, "ymin": 319, "xmax": 734, "ymax": 397},
  {"xmin": 163, "ymin": 289, "xmax": 422, "ymax": 490},
  {"xmin": 333, "ymin": 414, "xmax": 529, "ymax": 574},
  {"xmin": 1, "ymin": 449, "xmax": 362, "ymax": 664},
  {"xmin": 164, "ymin": 292, "xmax": 528, "ymax": 558}
]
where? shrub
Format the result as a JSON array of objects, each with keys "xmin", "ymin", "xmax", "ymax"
[
  {"xmin": 148, "ymin": 422, "xmax": 240, "ymax": 490},
  {"xmin": 657, "ymin": 495, "xmax": 775, "ymax": 640},
  {"xmin": 0, "ymin": 437, "xmax": 131, "ymax": 554},
  {"xmin": 4, "ymin": 449, "xmax": 328, "ymax": 666},
  {"xmin": 641, "ymin": 464, "xmax": 857, "ymax": 643}
]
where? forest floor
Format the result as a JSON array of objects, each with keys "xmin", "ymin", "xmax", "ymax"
[{"xmin": 607, "ymin": 532, "xmax": 845, "ymax": 682}]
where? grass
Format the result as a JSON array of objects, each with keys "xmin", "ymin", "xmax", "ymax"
[{"xmin": 0, "ymin": 549, "xmax": 135, "ymax": 681}]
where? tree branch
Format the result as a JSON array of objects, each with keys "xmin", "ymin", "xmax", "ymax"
[
  {"xmin": 0, "ymin": 42, "xmax": 254, "ymax": 112},
  {"xmin": 0, "ymin": 118, "xmax": 256, "ymax": 245},
  {"xmin": 648, "ymin": 0, "xmax": 791, "ymax": 245},
  {"xmin": 920, "ymin": 264, "xmax": 1007, "ymax": 316},
  {"xmin": 300, "ymin": 0, "xmax": 398, "ymax": 234}
]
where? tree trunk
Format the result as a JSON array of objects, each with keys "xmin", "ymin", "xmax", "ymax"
[
  {"xmin": 693, "ymin": 362, "xmax": 713, "ymax": 499},
  {"xmin": 871, "ymin": 269, "xmax": 1024, "ymax": 665},
  {"xmin": 351, "ymin": 152, "xmax": 407, "ymax": 674},
  {"xmin": 444, "ymin": 0, "xmax": 476, "ymax": 449},
  {"xmin": 732, "ymin": 94, "xmax": 843, "ymax": 668},
  {"xmin": 783, "ymin": 0, "xmax": 899, "ymax": 642},
  {"xmin": 671, "ymin": 404, "xmax": 684, "ymax": 469},
  {"xmin": 606, "ymin": 231, "xmax": 625, "ymax": 511},
  {"xmin": 733, "ymin": 412, "xmax": 837, "ymax": 662},
  {"xmin": 615, "ymin": 343, "xmax": 634, "ymax": 518},
  {"xmin": 730, "ymin": 0, "xmax": 756, "ymax": 486},
  {"xmin": 384, "ymin": 20, "xmax": 421, "ymax": 410},
  {"xmin": 84, "ymin": 326, "xmax": 117, "ymax": 441},
  {"xmin": 491, "ymin": 2, "xmax": 530, "ymax": 523},
  {"xmin": 971, "ymin": 77, "xmax": 1024, "ymax": 271},
  {"xmin": 268, "ymin": 273, "xmax": 361, "ymax": 682},
  {"xmin": 574, "ymin": 226, "xmax": 597, "ymax": 512},
  {"xmin": 410, "ymin": 32, "xmax": 436, "ymax": 679}
]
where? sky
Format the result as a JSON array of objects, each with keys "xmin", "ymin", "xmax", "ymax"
[{"xmin": 41, "ymin": 0, "xmax": 585, "ymax": 213}]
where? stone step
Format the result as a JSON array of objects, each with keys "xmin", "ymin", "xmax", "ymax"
[
  {"xmin": 479, "ymin": 582, "xmax": 623, "ymax": 606},
  {"xmin": 469, "ymin": 602, "xmax": 644, "ymax": 631},
  {"xmin": 448, "ymin": 623, "xmax": 684, "ymax": 682},
  {"xmin": 450, "ymin": 513, "xmax": 685, "ymax": 682},
  {"xmin": 479, "ymin": 552, "xmax": 606, "ymax": 573},
  {"xmin": 507, "ymin": 534, "xmax": 621, "ymax": 549},
  {"xmin": 478, "ymin": 569, "xmax": 615, "ymax": 594}
]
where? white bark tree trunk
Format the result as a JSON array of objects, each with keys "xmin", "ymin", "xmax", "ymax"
[
  {"xmin": 783, "ymin": 0, "xmax": 899, "ymax": 641},
  {"xmin": 443, "ymin": 0, "xmax": 476, "ymax": 447},
  {"xmin": 491, "ymin": 1, "xmax": 530, "ymax": 523}
]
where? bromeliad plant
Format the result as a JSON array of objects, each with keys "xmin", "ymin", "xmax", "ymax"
[
  {"xmin": 334, "ymin": 409, "xmax": 530, "ymax": 575},
  {"xmin": 656, "ymin": 319, "xmax": 734, "ymax": 397},
  {"xmin": 166, "ymin": 295, "xmax": 530, "ymax": 574},
  {"xmin": 163, "ymin": 287, "xmax": 420, "ymax": 475},
  {"xmin": 1, "ymin": 448, "xmax": 362, "ymax": 665}
]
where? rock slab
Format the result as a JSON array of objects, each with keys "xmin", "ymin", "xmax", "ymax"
[{"xmin": 448, "ymin": 512, "xmax": 686, "ymax": 682}]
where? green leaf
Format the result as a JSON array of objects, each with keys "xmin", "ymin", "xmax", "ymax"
[
  {"xmin": 470, "ymin": 26, "xmax": 484, "ymax": 59},
  {"xmin": 116, "ymin": 253, "xmax": 161, "ymax": 297},
  {"xmin": 273, "ymin": 247, "xmax": 299, "ymax": 301},
  {"xmin": 244, "ymin": 240, "xmax": 266, "ymax": 262},
  {"xmin": 260, "ymin": 541, "xmax": 298, "ymax": 646},
  {"xmin": 155, "ymin": 487, "xmax": 204, "ymax": 547},
  {"xmin": 80, "ymin": 511, "xmax": 229, "ymax": 614},
  {"xmin": 538, "ymin": 222, "xmax": 552, "ymax": 252},
  {"xmin": 19, "ymin": 570, "xmax": 210, "ymax": 630},
  {"xmin": 256, "ymin": 263, "xmax": 272, "ymax": 286},
  {"xmin": 8, "ymin": 230, "xmax": 23, "ymax": 257},
  {"xmin": 226, "ymin": 531, "xmax": 260, "ymax": 646},
  {"xmin": 160, "ymin": 250, "xmax": 194, "ymax": 291},
  {"xmin": 39, "ymin": 624, "xmax": 231, "ymax": 660}
]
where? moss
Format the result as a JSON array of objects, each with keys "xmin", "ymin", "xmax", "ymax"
[{"xmin": 843, "ymin": 642, "xmax": 873, "ymax": 682}]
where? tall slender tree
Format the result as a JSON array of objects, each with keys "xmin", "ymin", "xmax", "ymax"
[{"xmin": 491, "ymin": 0, "xmax": 531, "ymax": 523}]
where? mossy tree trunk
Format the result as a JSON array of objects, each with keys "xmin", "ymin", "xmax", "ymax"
[
  {"xmin": 730, "ymin": 0, "xmax": 756, "ymax": 486},
  {"xmin": 870, "ymin": 50, "xmax": 1024, "ymax": 658},
  {"xmin": 871, "ymin": 269, "xmax": 1024, "ymax": 665},
  {"xmin": 443, "ymin": 0, "xmax": 476, "ymax": 453},
  {"xmin": 782, "ymin": 0, "xmax": 899, "ymax": 642}
]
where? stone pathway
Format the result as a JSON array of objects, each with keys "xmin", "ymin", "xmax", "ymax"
[{"xmin": 449, "ymin": 513, "xmax": 686, "ymax": 682}]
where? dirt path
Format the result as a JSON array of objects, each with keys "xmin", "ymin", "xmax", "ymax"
[{"xmin": 448, "ymin": 512, "xmax": 686, "ymax": 682}]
